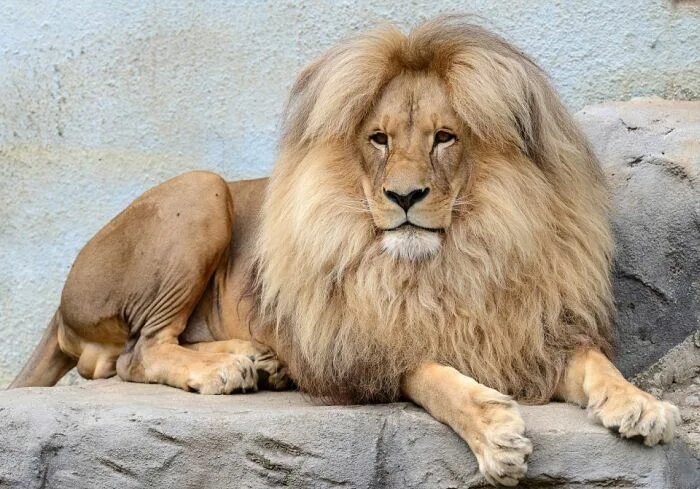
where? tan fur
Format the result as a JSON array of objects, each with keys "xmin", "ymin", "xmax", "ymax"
[
  {"xmin": 251, "ymin": 17, "xmax": 614, "ymax": 404},
  {"xmin": 556, "ymin": 349, "xmax": 680, "ymax": 446},
  {"xmin": 402, "ymin": 363, "xmax": 532, "ymax": 486}
]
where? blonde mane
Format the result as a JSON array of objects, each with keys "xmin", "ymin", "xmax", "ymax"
[{"xmin": 250, "ymin": 17, "xmax": 614, "ymax": 404}]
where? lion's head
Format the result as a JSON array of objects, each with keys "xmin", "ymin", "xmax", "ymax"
[
  {"xmin": 358, "ymin": 72, "xmax": 467, "ymax": 261},
  {"xmin": 251, "ymin": 17, "xmax": 615, "ymax": 404}
]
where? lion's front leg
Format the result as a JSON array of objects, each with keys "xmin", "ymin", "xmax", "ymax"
[
  {"xmin": 183, "ymin": 339, "xmax": 291, "ymax": 390},
  {"xmin": 118, "ymin": 319, "xmax": 260, "ymax": 395},
  {"xmin": 556, "ymin": 348, "xmax": 680, "ymax": 446},
  {"xmin": 401, "ymin": 363, "xmax": 532, "ymax": 487}
]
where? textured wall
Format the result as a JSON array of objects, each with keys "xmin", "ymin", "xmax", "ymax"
[{"xmin": 1, "ymin": 1, "xmax": 698, "ymax": 385}]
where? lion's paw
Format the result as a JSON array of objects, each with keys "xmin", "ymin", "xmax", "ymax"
[
  {"xmin": 186, "ymin": 353, "xmax": 258, "ymax": 395},
  {"xmin": 588, "ymin": 385, "xmax": 681, "ymax": 446},
  {"xmin": 470, "ymin": 391, "xmax": 533, "ymax": 487},
  {"xmin": 252, "ymin": 348, "xmax": 291, "ymax": 391}
]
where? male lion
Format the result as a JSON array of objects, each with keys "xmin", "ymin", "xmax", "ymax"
[{"xmin": 11, "ymin": 17, "xmax": 680, "ymax": 486}]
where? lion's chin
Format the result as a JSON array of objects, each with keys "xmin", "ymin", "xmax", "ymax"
[{"xmin": 381, "ymin": 226, "xmax": 442, "ymax": 261}]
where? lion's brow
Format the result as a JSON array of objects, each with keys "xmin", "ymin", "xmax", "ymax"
[{"xmin": 405, "ymin": 92, "xmax": 415, "ymax": 129}]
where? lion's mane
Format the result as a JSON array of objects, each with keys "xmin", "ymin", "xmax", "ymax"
[{"xmin": 250, "ymin": 17, "xmax": 614, "ymax": 404}]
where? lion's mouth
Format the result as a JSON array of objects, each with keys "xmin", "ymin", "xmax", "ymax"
[
  {"xmin": 381, "ymin": 222, "xmax": 444, "ymax": 260},
  {"xmin": 384, "ymin": 221, "xmax": 444, "ymax": 233}
]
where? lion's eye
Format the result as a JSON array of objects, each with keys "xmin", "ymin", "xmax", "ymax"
[
  {"xmin": 370, "ymin": 132, "xmax": 389, "ymax": 148},
  {"xmin": 434, "ymin": 130, "xmax": 456, "ymax": 145}
]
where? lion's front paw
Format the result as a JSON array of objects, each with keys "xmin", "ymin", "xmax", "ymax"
[
  {"xmin": 588, "ymin": 384, "xmax": 681, "ymax": 446},
  {"xmin": 186, "ymin": 353, "xmax": 258, "ymax": 395},
  {"xmin": 252, "ymin": 349, "xmax": 291, "ymax": 391},
  {"xmin": 469, "ymin": 390, "xmax": 533, "ymax": 487}
]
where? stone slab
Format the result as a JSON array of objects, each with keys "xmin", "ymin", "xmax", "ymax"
[{"xmin": 0, "ymin": 380, "xmax": 697, "ymax": 488}]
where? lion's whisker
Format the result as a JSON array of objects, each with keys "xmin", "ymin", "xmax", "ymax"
[{"xmin": 336, "ymin": 201, "xmax": 372, "ymax": 215}]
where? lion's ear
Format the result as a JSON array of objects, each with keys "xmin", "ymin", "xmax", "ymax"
[
  {"xmin": 513, "ymin": 87, "xmax": 543, "ymax": 166},
  {"xmin": 514, "ymin": 70, "xmax": 600, "ymax": 180},
  {"xmin": 448, "ymin": 52, "xmax": 535, "ymax": 155},
  {"xmin": 281, "ymin": 58, "xmax": 325, "ymax": 148}
]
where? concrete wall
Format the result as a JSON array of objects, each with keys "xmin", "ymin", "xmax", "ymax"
[{"xmin": 1, "ymin": 1, "xmax": 698, "ymax": 385}]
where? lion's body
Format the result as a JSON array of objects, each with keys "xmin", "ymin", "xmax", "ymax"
[{"xmin": 10, "ymin": 17, "xmax": 679, "ymax": 487}]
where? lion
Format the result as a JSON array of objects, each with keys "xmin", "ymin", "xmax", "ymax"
[{"xmin": 10, "ymin": 17, "xmax": 680, "ymax": 486}]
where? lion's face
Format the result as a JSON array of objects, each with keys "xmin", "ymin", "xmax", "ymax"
[{"xmin": 358, "ymin": 73, "xmax": 470, "ymax": 261}]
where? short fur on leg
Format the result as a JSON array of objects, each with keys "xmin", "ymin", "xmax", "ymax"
[{"xmin": 556, "ymin": 349, "xmax": 681, "ymax": 446}]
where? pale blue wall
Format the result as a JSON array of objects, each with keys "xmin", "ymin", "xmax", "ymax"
[{"xmin": 1, "ymin": 0, "xmax": 698, "ymax": 384}]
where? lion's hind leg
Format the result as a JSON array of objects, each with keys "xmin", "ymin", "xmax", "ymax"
[
  {"xmin": 54, "ymin": 171, "xmax": 261, "ymax": 395},
  {"xmin": 184, "ymin": 339, "xmax": 291, "ymax": 391},
  {"xmin": 54, "ymin": 314, "xmax": 126, "ymax": 381},
  {"xmin": 556, "ymin": 349, "xmax": 680, "ymax": 446}
]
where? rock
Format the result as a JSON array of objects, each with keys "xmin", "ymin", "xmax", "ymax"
[
  {"xmin": 633, "ymin": 333, "xmax": 700, "ymax": 459},
  {"xmin": 575, "ymin": 98, "xmax": 700, "ymax": 377},
  {"xmin": 0, "ymin": 380, "xmax": 697, "ymax": 488},
  {"xmin": 633, "ymin": 333, "xmax": 700, "ymax": 394}
]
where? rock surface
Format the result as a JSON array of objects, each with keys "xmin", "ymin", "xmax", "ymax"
[
  {"xmin": 0, "ymin": 380, "xmax": 698, "ymax": 489},
  {"xmin": 576, "ymin": 98, "xmax": 700, "ymax": 377},
  {"xmin": 634, "ymin": 331, "xmax": 700, "ymax": 458}
]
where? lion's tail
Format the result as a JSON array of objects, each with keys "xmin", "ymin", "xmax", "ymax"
[{"xmin": 8, "ymin": 309, "xmax": 76, "ymax": 389}]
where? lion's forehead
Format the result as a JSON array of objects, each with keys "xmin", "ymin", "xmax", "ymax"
[{"xmin": 370, "ymin": 73, "xmax": 458, "ymax": 135}]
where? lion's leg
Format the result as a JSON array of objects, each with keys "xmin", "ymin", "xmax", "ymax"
[
  {"xmin": 401, "ymin": 363, "xmax": 532, "ymax": 487},
  {"xmin": 120, "ymin": 321, "xmax": 258, "ymax": 395},
  {"xmin": 555, "ymin": 348, "xmax": 680, "ymax": 446},
  {"xmin": 183, "ymin": 339, "xmax": 290, "ymax": 390},
  {"xmin": 59, "ymin": 171, "xmax": 257, "ymax": 394}
]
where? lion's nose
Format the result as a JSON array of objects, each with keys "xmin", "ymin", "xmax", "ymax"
[{"xmin": 383, "ymin": 187, "xmax": 430, "ymax": 212}]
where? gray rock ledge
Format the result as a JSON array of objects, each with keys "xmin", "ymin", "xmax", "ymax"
[{"xmin": 0, "ymin": 380, "xmax": 697, "ymax": 488}]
